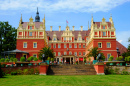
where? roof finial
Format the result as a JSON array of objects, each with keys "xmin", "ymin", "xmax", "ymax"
[{"xmin": 19, "ymin": 14, "xmax": 23, "ymax": 24}]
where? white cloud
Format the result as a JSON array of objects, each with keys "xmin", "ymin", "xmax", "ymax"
[
  {"xmin": 116, "ymin": 31, "xmax": 130, "ymax": 47},
  {"xmin": 0, "ymin": 0, "xmax": 130, "ymax": 13}
]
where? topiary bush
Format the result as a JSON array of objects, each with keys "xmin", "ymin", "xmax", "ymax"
[
  {"xmin": 13, "ymin": 58, "xmax": 18, "ymax": 62},
  {"xmin": 125, "ymin": 56, "xmax": 130, "ymax": 62},
  {"xmin": 5, "ymin": 58, "xmax": 9, "ymax": 62},
  {"xmin": 0, "ymin": 58, "xmax": 5, "ymax": 62},
  {"xmin": 27, "ymin": 56, "xmax": 34, "ymax": 62},
  {"xmin": 33, "ymin": 57, "xmax": 38, "ymax": 61},
  {"xmin": 116, "ymin": 56, "xmax": 123, "ymax": 61},
  {"xmin": 121, "ymin": 71, "xmax": 129, "ymax": 75},
  {"xmin": 20, "ymin": 57, "xmax": 26, "ymax": 62},
  {"xmin": 10, "ymin": 57, "xmax": 14, "ymax": 62},
  {"xmin": 108, "ymin": 56, "xmax": 114, "ymax": 61}
]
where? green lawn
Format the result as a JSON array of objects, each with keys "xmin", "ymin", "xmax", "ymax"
[{"xmin": 0, "ymin": 75, "xmax": 130, "ymax": 86}]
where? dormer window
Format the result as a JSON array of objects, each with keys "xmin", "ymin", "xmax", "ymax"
[
  {"xmin": 103, "ymin": 26, "xmax": 105, "ymax": 29},
  {"xmin": 54, "ymin": 38, "xmax": 56, "ymax": 41},
  {"xmin": 30, "ymin": 26, "xmax": 32, "ymax": 30},
  {"xmin": 79, "ymin": 37, "xmax": 81, "ymax": 40}
]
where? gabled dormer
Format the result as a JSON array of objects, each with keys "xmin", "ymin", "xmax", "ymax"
[
  {"xmin": 52, "ymin": 32, "xmax": 57, "ymax": 42},
  {"xmin": 77, "ymin": 32, "xmax": 82, "ymax": 42}
]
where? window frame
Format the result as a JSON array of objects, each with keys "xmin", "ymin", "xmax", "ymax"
[
  {"xmin": 103, "ymin": 26, "xmax": 105, "ymax": 29},
  {"xmin": 79, "ymin": 52, "xmax": 81, "ymax": 56},
  {"xmin": 74, "ymin": 52, "xmax": 77, "ymax": 56},
  {"xmin": 74, "ymin": 44, "xmax": 77, "ymax": 48},
  {"xmin": 64, "ymin": 44, "xmax": 66, "ymax": 48},
  {"xmin": 103, "ymin": 32, "xmax": 106, "ymax": 36},
  {"xmin": 33, "ymin": 54, "xmax": 37, "ymax": 58},
  {"xmin": 107, "ymin": 53, "xmax": 111, "ymax": 60},
  {"xmin": 58, "ymin": 52, "xmax": 61, "ymax": 56},
  {"xmin": 33, "ymin": 42, "xmax": 37, "ymax": 48},
  {"xmin": 58, "ymin": 44, "xmax": 61, "ymax": 48},
  {"xmin": 79, "ymin": 44, "xmax": 81, "ymax": 48},
  {"xmin": 53, "ymin": 44, "xmax": 56, "ymax": 48},
  {"xmin": 98, "ymin": 42, "xmax": 102, "ymax": 48},
  {"xmin": 30, "ymin": 26, "xmax": 32, "ymax": 30},
  {"xmin": 107, "ymin": 42, "xmax": 111, "ymax": 48},
  {"xmin": 23, "ymin": 42, "xmax": 27, "ymax": 48},
  {"xmin": 29, "ymin": 32, "xmax": 32, "ymax": 36}
]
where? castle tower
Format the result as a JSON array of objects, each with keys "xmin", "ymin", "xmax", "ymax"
[{"xmin": 35, "ymin": 7, "xmax": 40, "ymax": 22}]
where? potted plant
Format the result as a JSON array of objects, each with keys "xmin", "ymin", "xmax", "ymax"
[
  {"xmin": 84, "ymin": 58, "xmax": 87, "ymax": 65},
  {"xmin": 88, "ymin": 58, "xmax": 91, "ymax": 65},
  {"xmin": 125, "ymin": 56, "xmax": 130, "ymax": 66},
  {"xmin": 27, "ymin": 56, "xmax": 34, "ymax": 66},
  {"xmin": 51, "ymin": 58, "xmax": 54, "ymax": 65},
  {"xmin": 5, "ymin": 58, "xmax": 9, "ymax": 67},
  {"xmin": 46, "ymin": 57, "xmax": 50, "ymax": 65},
  {"xmin": 10, "ymin": 57, "xmax": 14, "ymax": 67},
  {"xmin": 13, "ymin": 58, "xmax": 18, "ymax": 66},
  {"xmin": 33, "ymin": 57, "xmax": 38, "ymax": 65},
  {"xmin": 109, "ymin": 56, "xmax": 114, "ymax": 65},
  {"xmin": 20, "ymin": 57, "xmax": 26, "ymax": 66}
]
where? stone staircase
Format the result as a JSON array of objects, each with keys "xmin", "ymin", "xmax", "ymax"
[{"xmin": 47, "ymin": 64, "xmax": 96, "ymax": 75}]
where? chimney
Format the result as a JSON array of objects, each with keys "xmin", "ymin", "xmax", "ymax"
[
  {"xmin": 50, "ymin": 26, "xmax": 52, "ymax": 31},
  {"xmin": 81, "ymin": 26, "xmax": 83, "ymax": 31},
  {"xmin": 72, "ymin": 26, "xmax": 75, "ymax": 31},
  {"xmin": 59, "ymin": 26, "xmax": 61, "ymax": 31}
]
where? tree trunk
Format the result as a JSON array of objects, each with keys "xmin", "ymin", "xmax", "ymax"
[{"xmin": 94, "ymin": 57, "xmax": 96, "ymax": 60}]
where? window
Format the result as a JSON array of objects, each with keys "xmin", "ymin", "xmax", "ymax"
[
  {"xmin": 83, "ymin": 52, "xmax": 85, "ymax": 55},
  {"xmin": 79, "ymin": 52, "xmax": 81, "ymax": 55},
  {"xmin": 83, "ymin": 45, "xmax": 85, "ymax": 48},
  {"xmin": 49, "ymin": 45, "xmax": 51, "ymax": 48},
  {"xmin": 64, "ymin": 37, "xmax": 66, "ymax": 41},
  {"xmin": 30, "ymin": 26, "xmax": 32, "ymax": 30},
  {"xmin": 98, "ymin": 43, "xmax": 102, "ymax": 48},
  {"xmin": 69, "ymin": 52, "xmax": 72, "ymax": 55},
  {"xmin": 103, "ymin": 32, "xmax": 106, "ymax": 36},
  {"xmin": 23, "ymin": 42, "xmax": 27, "ymax": 48},
  {"xmin": 64, "ymin": 44, "xmax": 66, "ymax": 48},
  {"xmin": 69, "ymin": 44, "xmax": 72, "ymax": 48},
  {"xmin": 74, "ymin": 52, "xmax": 77, "ymax": 56},
  {"xmin": 54, "ymin": 52, "xmax": 56, "ymax": 56},
  {"xmin": 33, "ymin": 54, "xmax": 37, "ymax": 57},
  {"xmin": 74, "ymin": 44, "xmax": 77, "ymax": 48},
  {"xmin": 53, "ymin": 45, "xmax": 56, "ymax": 48},
  {"xmin": 29, "ymin": 32, "xmax": 32, "ymax": 36},
  {"xmin": 103, "ymin": 26, "xmax": 105, "ymax": 29},
  {"xmin": 69, "ymin": 37, "xmax": 71, "ymax": 41},
  {"xmin": 54, "ymin": 38, "xmax": 56, "ymax": 41},
  {"xmin": 107, "ymin": 53, "xmax": 111, "ymax": 60},
  {"xmin": 107, "ymin": 42, "xmax": 111, "ymax": 48},
  {"xmin": 58, "ymin": 52, "xmax": 61, "ymax": 56},
  {"xmin": 58, "ymin": 45, "xmax": 60, "ymax": 48},
  {"xmin": 64, "ymin": 52, "xmax": 66, "ymax": 55},
  {"xmin": 79, "ymin": 37, "xmax": 81, "ymax": 40},
  {"xmin": 33, "ymin": 42, "xmax": 37, "ymax": 48},
  {"xmin": 79, "ymin": 44, "xmax": 81, "ymax": 48}
]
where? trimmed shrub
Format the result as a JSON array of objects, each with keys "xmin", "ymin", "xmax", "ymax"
[
  {"xmin": 121, "ymin": 71, "xmax": 129, "ymax": 75},
  {"xmin": 23, "ymin": 69, "xmax": 29, "ymax": 75},
  {"xmin": 47, "ymin": 57, "xmax": 51, "ymax": 61},
  {"xmin": 0, "ymin": 58, "xmax": 5, "ymax": 62},
  {"xmin": 10, "ymin": 57, "xmax": 14, "ymax": 62},
  {"xmin": 27, "ymin": 56, "xmax": 34, "ymax": 62},
  {"xmin": 16, "ymin": 69, "xmax": 23, "ymax": 75},
  {"xmin": 51, "ymin": 58, "xmax": 54, "ymax": 62},
  {"xmin": 125, "ymin": 56, "xmax": 130, "ymax": 61},
  {"xmin": 33, "ymin": 57, "xmax": 38, "ymax": 61},
  {"xmin": 5, "ymin": 58, "xmax": 9, "ymax": 62},
  {"xmin": 13, "ymin": 58, "xmax": 18, "ymax": 62},
  {"xmin": 116, "ymin": 56, "xmax": 123, "ymax": 61},
  {"xmin": 35, "ymin": 68, "xmax": 39, "ymax": 75},
  {"xmin": 108, "ymin": 56, "xmax": 114, "ymax": 61},
  {"xmin": 20, "ymin": 57, "xmax": 25, "ymax": 62},
  {"xmin": 11, "ymin": 71, "xmax": 17, "ymax": 75}
]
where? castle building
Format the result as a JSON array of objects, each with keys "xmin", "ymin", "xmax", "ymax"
[{"xmin": 16, "ymin": 9, "xmax": 127, "ymax": 64}]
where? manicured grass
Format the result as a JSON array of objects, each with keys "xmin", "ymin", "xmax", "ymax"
[{"xmin": 0, "ymin": 75, "xmax": 130, "ymax": 86}]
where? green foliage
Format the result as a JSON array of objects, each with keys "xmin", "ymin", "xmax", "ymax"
[
  {"xmin": 0, "ymin": 58, "xmax": 5, "ymax": 62},
  {"xmin": 87, "ymin": 47, "xmax": 101, "ymax": 60},
  {"xmin": 104, "ymin": 67, "xmax": 116, "ymax": 75},
  {"xmin": 13, "ymin": 58, "xmax": 18, "ymax": 62},
  {"xmin": 10, "ymin": 57, "xmax": 14, "ymax": 62},
  {"xmin": 35, "ymin": 68, "xmax": 39, "ymax": 75},
  {"xmin": 108, "ymin": 56, "xmax": 114, "ymax": 61},
  {"xmin": 11, "ymin": 72, "xmax": 17, "ymax": 75},
  {"xmin": 0, "ymin": 22, "xmax": 17, "ymax": 53},
  {"xmin": 51, "ymin": 58, "xmax": 54, "ymax": 62},
  {"xmin": 88, "ymin": 58, "xmax": 91, "ymax": 61},
  {"xmin": 121, "ymin": 71, "xmax": 129, "ymax": 75},
  {"xmin": 33, "ymin": 57, "xmax": 38, "ymax": 61},
  {"xmin": 84, "ymin": 58, "xmax": 86, "ymax": 62},
  {"xmin": 5, "ymin": 58, "xmax": 9, "ymax": 62},
  {"xmin": 27, "ymin": 56, "xmax": 34, "ymax": 62},
  {"xmin": 47, "ymin": 57, "xmax": 51, "ymax": 61},
  {"xmin": 100, "ymin": 53, "xmax": 105, "ymax": 61},
  {"xmin": 38, "ymin": 47, "xmax": 54, "ymax": 61},
  {"xmin": 116, "ymin": 56, "xmax": 123, "ymax": 61},
  {"xmin": 125, "ymin": 56, "xmax": 130, "ymax": 61},
  {"xmin": 16, "ymin": 69, "xmax": 23, "ymax": 75},
  {"xmin": 20, "ymin": 57, "xmax": 26, "ymax": 62},
  {"xmin": 0, "ymin": 64, "xmax": 5, "ymax": 78}
]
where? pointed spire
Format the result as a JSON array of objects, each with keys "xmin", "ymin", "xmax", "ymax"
[
  {"xmin": 19, "ymin": 14, "xmax": 23, "ymax": 24},
  {"xmin": 91, "ymin": 14, "xmax": 94, "ymax": 26},
  {"xmin": 35, "ymin": 7, "xmax": 40, "ymax": 22},
  {"xmin": 109, "ymin": 14, "xmax": 113, "ymax": 24}
]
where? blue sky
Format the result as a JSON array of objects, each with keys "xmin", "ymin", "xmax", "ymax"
[{"xmin": 0, "ymin": 0, "xmax": 130, "ymax": 47}]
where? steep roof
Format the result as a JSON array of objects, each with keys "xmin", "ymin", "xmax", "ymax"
[
  {"xmin": 116, "ymin": 41, "xmax": 127, "ymax": 54},
  {"xmin": 46, "ymin": 30, "xmax": 91, "ymax": 40},
  {"xmin": 22, "ymin": 22, "xmax": 43, "ymax": 29},
  {"xmin": 93, "ymin": 22, "xmax": 111, "ymax": 28}
]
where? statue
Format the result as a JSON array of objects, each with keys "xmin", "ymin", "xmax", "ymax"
[
  {"xmin": 97, "ymin": 53, "xmax": 102, "ymax": 62},
  {"xmin": 42, "ymin": 54, "xmax": 45, "ymax": 62}
]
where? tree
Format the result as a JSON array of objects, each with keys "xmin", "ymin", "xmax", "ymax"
[
  {"xmin": 0, "ymin": 22, "xmax": 17, "ymax": 56},
  {"xmin": 108, "ymin": 56, "xmax": 114, "ymax": 61},
  {"xmin": 38, "ymin": 47, "xmax": 54, "ymax": 60},
  {"xmin": 87, "ymin": 47, "xmax": 101, "ymax": 60},
  {"xmin": 122, "ymin": 38, "xmax": 130, "ymax": 57}
]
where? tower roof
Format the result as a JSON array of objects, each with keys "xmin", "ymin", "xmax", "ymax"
[{"xmin": 35, "ymin": 7, "xmax": 40, "ymax": 22}]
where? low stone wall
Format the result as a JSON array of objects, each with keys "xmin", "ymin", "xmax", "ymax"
[{"xmin": 105, "ymin": 66, "xmax": 130, "ymax": 73}]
